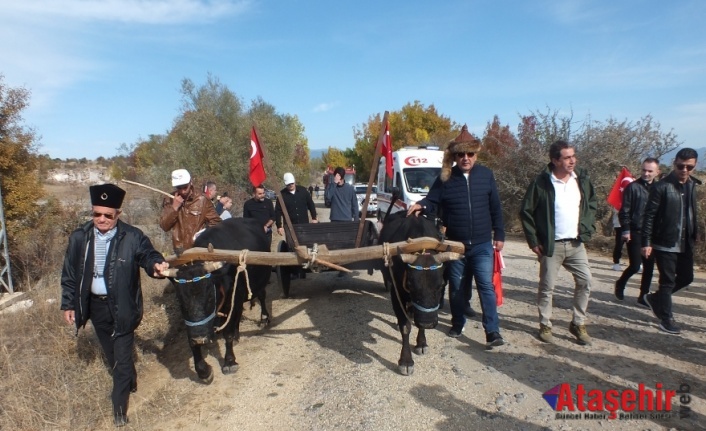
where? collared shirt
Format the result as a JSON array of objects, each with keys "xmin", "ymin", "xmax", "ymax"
[
  {"xmin": 92, "ymin": 227, "xmax": 116, "ymax": 295},
  {"xmin": 551, "ymin": 171, "xmax": 580, "ymax": 240}
]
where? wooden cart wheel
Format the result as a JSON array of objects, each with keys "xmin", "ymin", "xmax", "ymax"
[{"xmin": 275, "ymin": 240, "xmax": 291, "ymax": 298}]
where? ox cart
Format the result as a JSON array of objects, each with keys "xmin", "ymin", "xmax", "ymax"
[{"xmin": 275, "ymin": 220, "xmax": 379, "ymax": 297}]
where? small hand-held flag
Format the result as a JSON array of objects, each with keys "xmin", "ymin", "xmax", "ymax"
[
  {"xmin": 249, "ymin": 126, "xmax": 266, "ymax": 186},
  {"xmin": 607, "ymin": 167, "xmax": 634, "ymax": 210},
  {"xmin": 381, "ymin": 120, "xmax": 393, "ymax": 178}
]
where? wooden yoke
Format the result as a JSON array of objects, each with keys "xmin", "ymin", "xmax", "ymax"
[
  {"xmin": 355, "ymin": 110, "xmax": 389, "ymax": 248},
  {"xmin": 165, "ymin": 236, "xmax": 465, "ymax": 267}
]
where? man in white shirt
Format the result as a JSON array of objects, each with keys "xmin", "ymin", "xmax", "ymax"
[{"xmin": 520, "ymin": 140, "xmax": 597, "ymax": 345}]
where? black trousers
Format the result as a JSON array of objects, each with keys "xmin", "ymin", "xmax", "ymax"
[
  {"xmin": 651, "ymin": 248, "xmax": 694, "ymax": 321},
  {"xmin": 613, "ymin": 227, "xmax": 624, "ymax": 264},
  {"xmin": 616, "ymin": 232, "xmax": 654, "ymax": 295},
  {"xmin": 90, "ymin": 296, "xmax": 136, "ymax": 417}
]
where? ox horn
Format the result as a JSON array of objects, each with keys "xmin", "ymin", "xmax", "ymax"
[
  {"xmin": 161, "ymin": 268, "xmax": 179, "ymax": 277},
  {"xmin": 203, "ymin": 261, "xmax": 224, "ymax": 273},
  {"xmin": 399, "ymin": 253, "xmax": 418, "ymax": 264},
  {"xmin": 433, "ymin": 252, "xmax": 462, "ymax": 263}
]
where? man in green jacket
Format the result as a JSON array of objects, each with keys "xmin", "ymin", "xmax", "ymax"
[{"xmin": 520, "ymin": 140, "xmax": 597, "ymax": 345}]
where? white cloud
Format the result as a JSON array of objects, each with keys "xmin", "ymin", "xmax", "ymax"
[
  {"xmin": 313, "ymin": 102, "xmax": 339, "ymax": 113},
  {"xmin": 0, "ymin": 0, "xmax": 251, "ymax": 24}
]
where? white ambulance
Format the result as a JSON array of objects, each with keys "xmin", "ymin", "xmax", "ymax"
[{"xmin": 377, "ymin": 146, "xmax": 444, "ymax": 220}]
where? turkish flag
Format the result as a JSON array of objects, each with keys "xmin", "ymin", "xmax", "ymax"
[
  {"xmin": 249, "ymin": 126, "xmax": 266, "ymax": 187},
  {"xmin": 381, "ymin": 120, "xmax": 393, "ymax": 178},
  {"xmin": 607, "ymin": 167, "xmax": 634, "ymax": 210}
]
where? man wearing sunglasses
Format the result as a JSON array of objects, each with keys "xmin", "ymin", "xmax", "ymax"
[
  {"xmin": 159, "ymin": 169, "xmax": 221, "ymax": 255},
  {"xmin": 407, "ymin": 124, "xmax": 506, "ymax": 349},
  {"xmin": 60, "ymin": 184, "xmax": 169, "ymax": 427},
  {"xmin": 642, "ymin": 148, "xmax": 700, "ymax": 335}
]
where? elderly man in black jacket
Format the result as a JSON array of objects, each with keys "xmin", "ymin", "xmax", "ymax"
[
  {"xmin": 61, "ymin": 184, "xmax": 168, "ymax": 427},
  {"xmin": 408, "ymin": 125, "xmax": 505, "ymax": 349},
  {"xmin": 642, "ymin": 148, "xmax": 701, "ymax": 335}
]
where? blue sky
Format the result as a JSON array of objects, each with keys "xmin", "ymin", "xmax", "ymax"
[{"xmin": 1, "ymin": 0, "xmax": 704, "ymax": 160}]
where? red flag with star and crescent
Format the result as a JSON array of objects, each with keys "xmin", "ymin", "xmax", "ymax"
[
  {"xmin": 381, "ymin": 120, "xmax": 393, "ymax": 178},
  {"xmin": 249, "ymin": 126, "xmax": 266, "ymax": 186},
  {"xmin": 607, "ymin": 167, "xmax": 634, "ymax": 210}
]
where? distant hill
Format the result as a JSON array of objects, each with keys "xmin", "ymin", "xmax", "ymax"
[{"xmin": 310, "ymin": 148, "xmax": 325, "ymax": 160}]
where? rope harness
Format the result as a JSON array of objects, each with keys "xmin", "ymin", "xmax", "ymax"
[
  {"xmin": 215, "ymin": 250, "xmax": 252, "ymax": 332},
  {"xmin": 383, "ymin": 245, "xmax": 444, "ymax": 322}
]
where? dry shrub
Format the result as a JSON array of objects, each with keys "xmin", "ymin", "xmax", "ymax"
[
  {"xmin": 0, "ymin": 273, "xmax": 184, "ymax": 430},
  {"xmin": 0, "ymin": 276, "xmax": 113, "ymax": 429}
]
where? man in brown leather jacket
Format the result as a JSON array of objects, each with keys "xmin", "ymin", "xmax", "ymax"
[{"xmin": 159, "ymin": 169, "xmax": 221, "ymax": 254}]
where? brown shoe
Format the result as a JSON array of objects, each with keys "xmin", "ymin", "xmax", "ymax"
[
  {"xmin": 538, "ymin": 324, "xmax": 553, "ymax": 343},
  {"xmin": 569, "ymin": 322, "xmax": 592, "ymax": 345}
]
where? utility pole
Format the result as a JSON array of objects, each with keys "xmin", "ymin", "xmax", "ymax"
[{"xmin": 0, "ymin": 178, "xmax": 14, "ymax": 293}]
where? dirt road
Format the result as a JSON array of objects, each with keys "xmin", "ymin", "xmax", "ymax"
[{"xmin": 128, "ymin": 204, "xmax": 705, "ymax": 431}]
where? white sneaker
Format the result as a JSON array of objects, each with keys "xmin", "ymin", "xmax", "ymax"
[{"xmin": 612, "ymin": 263, "xmax": 622, "ymax": 271}]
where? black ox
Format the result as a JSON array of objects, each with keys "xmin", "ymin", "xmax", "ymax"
[
  {"xmin": 378, "ymin": 211, "xmax": 460, "ymax": 375},
  {"xmin": 163, "ymin": 218, "xmax": 271, "ymax": 383}
]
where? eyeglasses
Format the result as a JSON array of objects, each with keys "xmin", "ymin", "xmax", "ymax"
[
  {"xmin": 455, "ymin": 152, "xmax": 475, "ymax": 158},
  {"xmin": 175, "ymin": 184, "xmax": 189, "ymax": 190},
  {"xmin": 286, "ymin": 183, "xmax": 295, "ymax": 186},
  {"xmin": 676, "ymin": 163, "xmax": 696, "ymax": 171},
  {"xmin": 92, "ymin": 212, "xmax": 117, "ymax": 220}
]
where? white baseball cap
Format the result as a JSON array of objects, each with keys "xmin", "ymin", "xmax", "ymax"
[
  {"xmin": 283, "ymin": 172, "xmax": 295, "ymax": 185},
  {"xmin": 171, "ymin": 169, "xmax": 191, "ymax": 187}
]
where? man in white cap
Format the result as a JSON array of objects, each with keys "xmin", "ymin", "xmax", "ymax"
[
  {"xmin": 275, "ymin": 172, "xmax": 318, "ymax": 237},
  {"xmin": 61, "ymin": 183, "xmax": 169, "ymax": 427},
  {"xmin": 159, "ymin": 169, "xmax": 221, "ymax": 254}
]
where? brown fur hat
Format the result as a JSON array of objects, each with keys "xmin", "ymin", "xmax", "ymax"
[{"xmin": 441, "ymin": 124, "xmax": 481, "ymax": 181}]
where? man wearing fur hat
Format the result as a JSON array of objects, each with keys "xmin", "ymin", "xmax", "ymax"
[
  {"xmin": 520, "ymin": 140, "xmax": 596, "ymax": 345},
  {"xmin": 408, "ymin": 125, "xmax": 506, "ymax": 349},
  {"xmin": 61, "ymin": 184, "xmax": 169, "ymax": 427},
  {"xmin": 159, "ymin": 169, "xmax": 221, "ymax": 255}
]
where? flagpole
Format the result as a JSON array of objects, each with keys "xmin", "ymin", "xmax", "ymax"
[
  {"xmin": 252, "ymin": 124, "xmax": 301, "ymax": 248},
  {"xmin": 355, "ymin": 111, "xmax": 389, "ymax": 248}
]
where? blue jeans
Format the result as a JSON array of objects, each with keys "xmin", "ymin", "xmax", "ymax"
[{"xmin": 446, "ymin": 241, "xmax": 499, "ymax": 334}]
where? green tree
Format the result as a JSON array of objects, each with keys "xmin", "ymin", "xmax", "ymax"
[
  {"xmin": 0, "ymin": 75, "xmax": 43, "ymax": 236},
  {"xmin": 129, "ymin": 76, "xmax": 310, "ymax": 197},
  {"xmin": 352, "ymin": 102, "xmax": 457, "ymax": 181}
]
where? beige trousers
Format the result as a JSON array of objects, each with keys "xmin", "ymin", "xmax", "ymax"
[{"xmin": 537, "ymin": 240, "xmax": 592, "ymax": 327}]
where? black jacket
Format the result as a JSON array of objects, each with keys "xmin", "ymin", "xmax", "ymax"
[
  {"xmin": 275, "ymin": 185, "xmax": 317, "ymax": 228},
  {"xmin": 619, "ymin": 178, "xmax": 652, "ymax": 233},
  {"xmin": 60, "ymin": 220, "xmax": 164, "ymax": 337},
  {"xmin": 419, "ymin": 164, "xmax": 505, "ymax": 245},
  {"xmin": 642, "ymin": 171, "xmax": 701, "ymax": 249}
]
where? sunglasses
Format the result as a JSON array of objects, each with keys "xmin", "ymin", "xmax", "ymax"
[
  {"xmin": 92, "ymin": 212, "xmax": 118, "ymax": 220},
  {"xmin": 175, "ymin": 184, "xmax": 190, "ymax": 190},
  {"xmin": 676, "ymin": 163, "xmax": 696, "ymax": 171},
  {"xmin": 455, "ymin": 152, "xmax": 475, "ymax": 158}
]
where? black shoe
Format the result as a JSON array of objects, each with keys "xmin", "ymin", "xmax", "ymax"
[
  {"xmin": 643, "ymin": 293, "xmax": 659, "ymax": 319},
  {"xmin": 114, "ymin": 414, "xmax": 129, "ymax": 427},
  {"xmin": 448, "ymin": 326, "xmax": 464, "ymax": 338},
  {"xmin": 614, "ymin": 281, "xmax": 625, "ymax": 301},
  {"xmin": 636, "ymin": 295, "xmax": 649, "ymax": 308},
  {"xmin": 485, "ymin": 331, "xmax": 505, "ymax": 349},
  {"xmin": 658, "ymin": 319, "xmax": 681, "ymax": 335},
  {"xmin": 463, "ymin": 305, "xmax": 477, "ymax": 318}
]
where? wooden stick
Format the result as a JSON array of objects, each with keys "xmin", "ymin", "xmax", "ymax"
[
  {"xmin": 120, "ymin": 179, "xmax": 174, "ymax": 199},
  {"xmin": 356, "ymin": 111, "xmax": 389, "ymax": 248}
]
